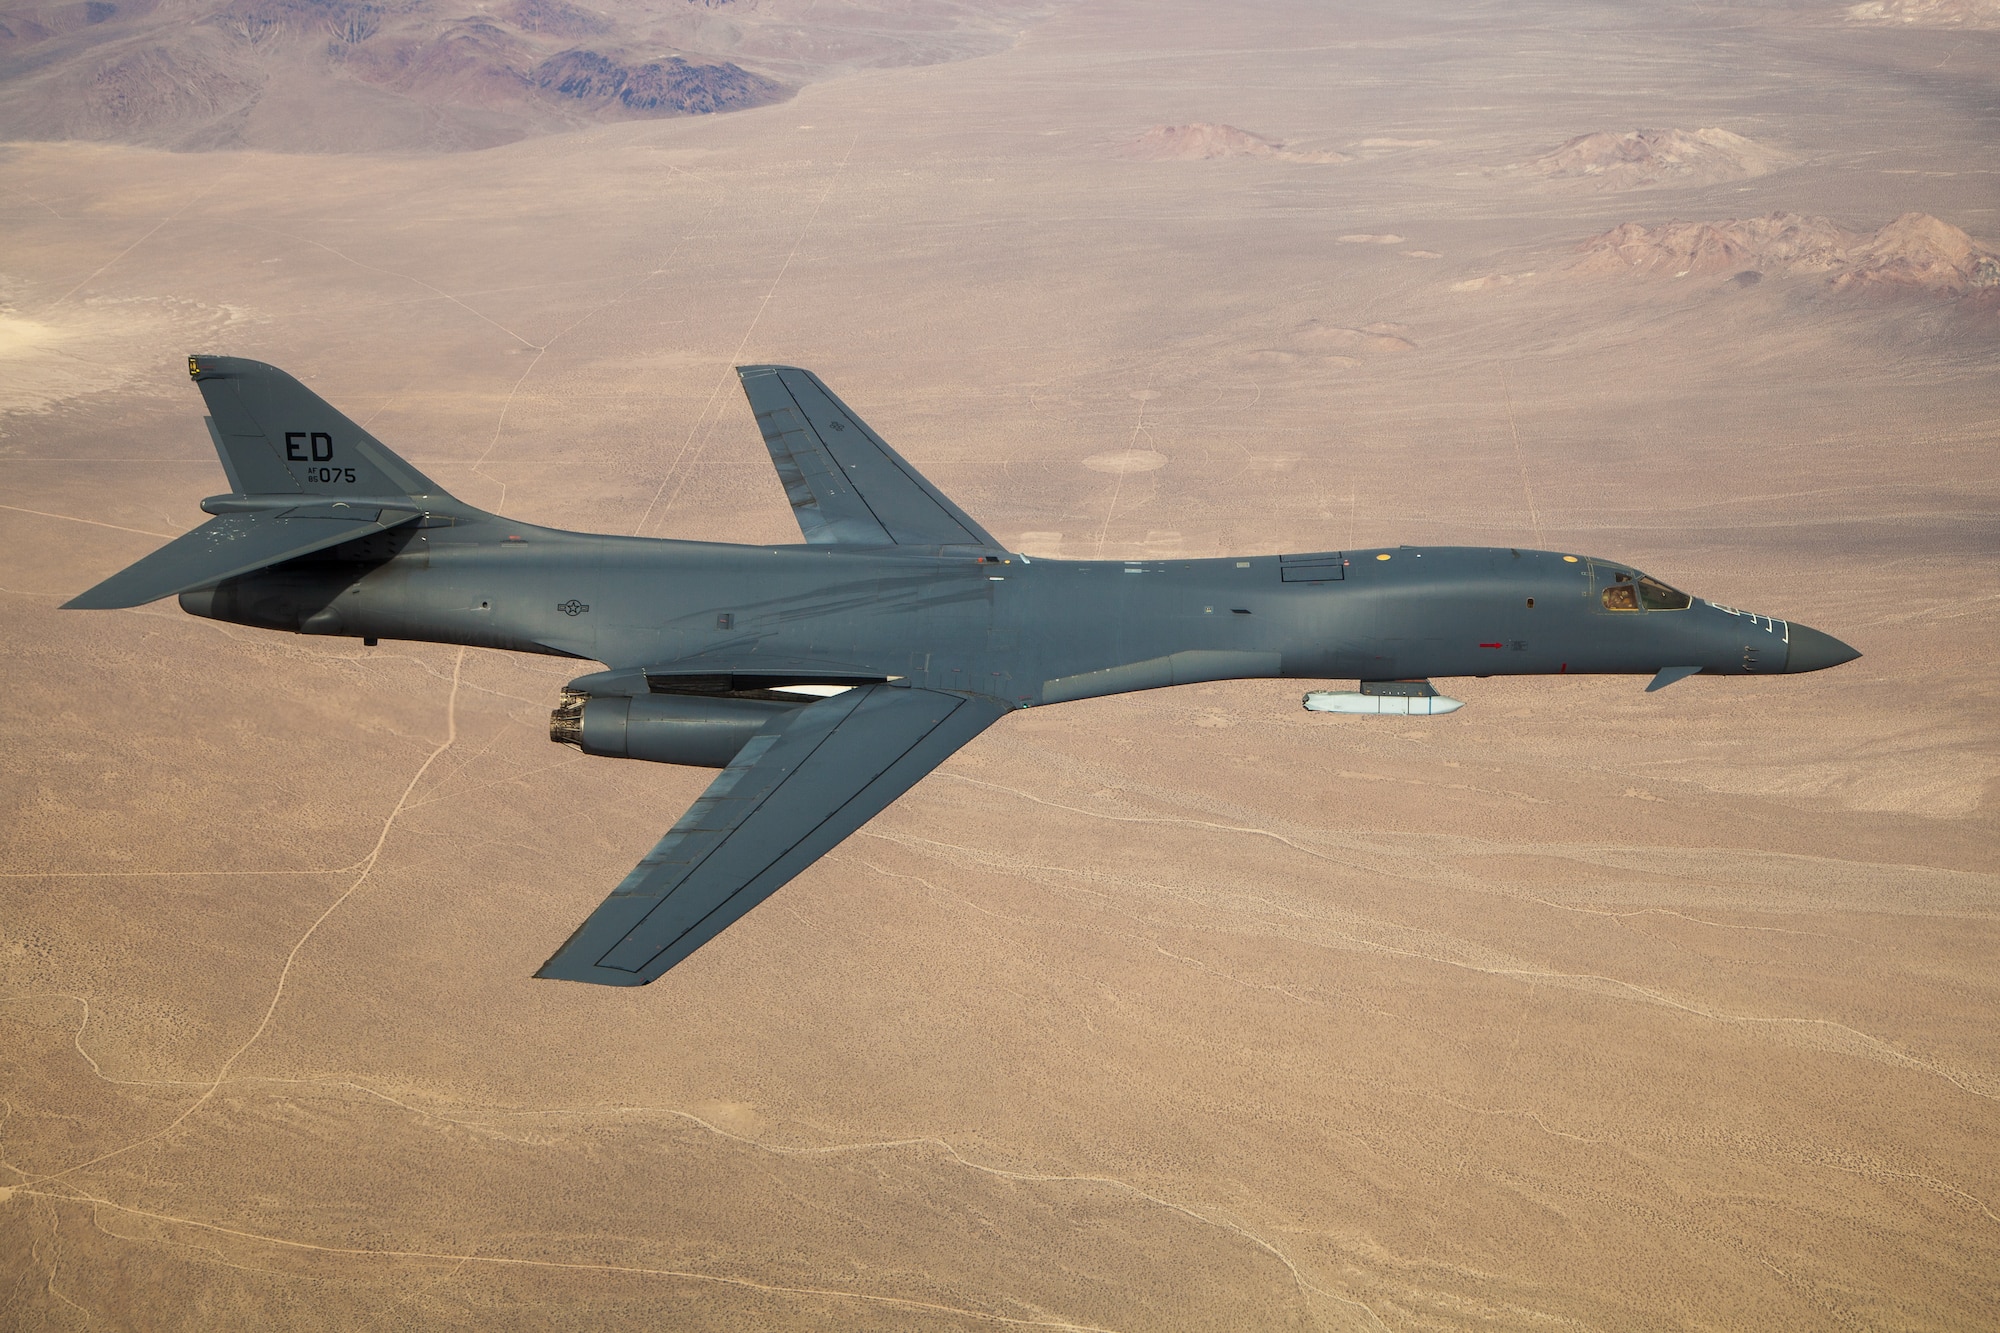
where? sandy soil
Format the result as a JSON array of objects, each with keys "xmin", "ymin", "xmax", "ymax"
[
  {"xmin": 2, "ymin": 1, "xmax": 1997, "ymax": 1329},
  {"xmin": 1120, "ymin": 123, "xmax": 1350, "ymax": 164}
]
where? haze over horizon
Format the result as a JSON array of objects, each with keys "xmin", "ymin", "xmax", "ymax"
[{"xmin": 3, "ymin": 1, "xmax": 1997, "ymax": 1328}]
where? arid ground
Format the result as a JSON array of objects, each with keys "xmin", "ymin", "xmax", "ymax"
[{"xmin": 3, "ymin": 1, "xmax": 1997, "ymax": 1328}]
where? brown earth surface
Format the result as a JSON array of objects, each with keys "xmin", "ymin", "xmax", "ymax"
[
  {"xmin": 1120, "ymin": 122, "xmax": 1350, "ymax": 163},
  {"xmin": 3, "ymin": 0, "xmax": 1998, "ymax": 1330}
]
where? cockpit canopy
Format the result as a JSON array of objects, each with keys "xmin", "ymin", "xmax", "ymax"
[{"xmin": 1602, "ymin": 572, "xmax": 1693, "ymax": 612}]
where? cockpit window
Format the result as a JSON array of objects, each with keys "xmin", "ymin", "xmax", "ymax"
[
  {"xmin": 1602, "ymin": 584, "xmax": 1640, "ymax": 611},
  {"xmin": 1637, "ymin": 576, "xmax": 1692, "ymax": 610}
]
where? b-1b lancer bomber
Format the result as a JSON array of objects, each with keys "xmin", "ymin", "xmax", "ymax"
[{"xmin": 67, "ymin": 357, "xmax": 1860, "ymax": 985}]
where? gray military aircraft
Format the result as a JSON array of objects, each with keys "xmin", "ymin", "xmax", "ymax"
[{"xmin": 66, "ymin": 356, "xmax": 1859, "ymax": 985}]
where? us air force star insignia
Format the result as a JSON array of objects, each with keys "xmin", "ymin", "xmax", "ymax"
[
  {"xmin": 558, "ymin": 599, "xmax": 590, "ymax": 616},
  {"xmin": 828, "ymin": 420, "xmax": 847, "ymax": 431}
]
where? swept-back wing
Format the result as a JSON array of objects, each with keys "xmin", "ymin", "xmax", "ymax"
[
  {"xmin": 536, "ymin": 684, "xmax": 1010, "ymax": 985},
  {"xmin": 736, "ymin": 365, "xmax": 1000, "ymax": 549},
  {"xmin": 62, "ymin": 507, "xmax": 420, "ymax": 610}
]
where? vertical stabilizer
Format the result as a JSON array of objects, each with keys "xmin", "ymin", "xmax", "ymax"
[{"xmin": 188, "ymin": 355, "xmax": 452, "ymax": 502}]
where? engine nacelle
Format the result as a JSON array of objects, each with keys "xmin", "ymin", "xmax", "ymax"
[{"xmin": 550, "ymin": 691, "xmax": 800, "ymax": 768}]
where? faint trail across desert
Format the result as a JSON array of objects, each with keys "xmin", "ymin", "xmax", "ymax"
[
  {"xmin": 636, "ymin": 131, "xmax": 862, "ymax": 538},
  {"xmin": 15, "ymin": 1186, "xmax": 1135, "ymax": 1332},
  {"xmin": 17, "ymin": 647, "xmax": 469, "ymax": 1187}
]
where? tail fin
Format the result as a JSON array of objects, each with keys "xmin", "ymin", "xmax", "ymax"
[
  {"xmin": 189, "ymin": 355, "xmax": 450, "ymax": 502},
  {"xmin": 62, "ymin": 355, "xmax": 457, "ymax": 610}
]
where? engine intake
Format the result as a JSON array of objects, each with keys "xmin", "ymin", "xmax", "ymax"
[{"xmin": 550, "ymin": 690, "xmax": 800, "ymax": 768}]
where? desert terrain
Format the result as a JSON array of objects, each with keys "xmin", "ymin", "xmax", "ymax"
[{"xmin": 2, "ymin": 0, "xmax": 1998, "ymax": 1328}]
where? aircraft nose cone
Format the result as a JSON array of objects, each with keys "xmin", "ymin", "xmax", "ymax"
[{"xmin": 1785, "ymin": 624, "xmax": 1861, "ymax": 674}]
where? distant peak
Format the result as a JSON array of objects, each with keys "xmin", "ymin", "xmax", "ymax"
[
  {"xmin": 1574, "ymin": 211, "xmax": 2000, "ymax": 296},
  {"xmin": 1504, "ymin": 127, "xmax": 1786, "ymax": 189}
]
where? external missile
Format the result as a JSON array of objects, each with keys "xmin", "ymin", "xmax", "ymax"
[
  {"xmin": 1303, "ymin": 691, "xmax": 1464, "ymax": 716},
  {"xmin": 1304, "ymin": 679, "xmax": 1464, "ymax": 716}
]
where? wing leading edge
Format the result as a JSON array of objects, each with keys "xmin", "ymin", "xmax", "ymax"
[
  {"xmin": 536, "ymin": 684, "xmax": 1010, "ymax": 986},
  {"xmin": 736, "ymin": 365, "xmax": 1000, "ymax": 549}
]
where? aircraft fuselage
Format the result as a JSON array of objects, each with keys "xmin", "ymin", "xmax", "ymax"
[{"xmin": 180, "ymin": 513, "xmax": 1843, "ymax": 702}]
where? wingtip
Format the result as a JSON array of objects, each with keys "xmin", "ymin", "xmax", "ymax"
[
  {"xmin": 533, "ymin": 957, "xmax": 652, "ymax": 987},
  {"xmin": 59, "ymin": 587, "xmax": 146, "ymax": 611}
]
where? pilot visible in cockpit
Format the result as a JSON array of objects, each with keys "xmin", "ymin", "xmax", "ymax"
[{"xmin": 1601, "ymin": 571, "xmax": 1690, "ymax": 612}]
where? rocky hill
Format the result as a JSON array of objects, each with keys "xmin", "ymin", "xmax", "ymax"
[
  {"xmin": 1575, "ymin": 211, "xmax": 2000, "ymax": 297},
  {"xmin": 1506, "ymin": 127, "xmax": 1786, "ymax": 189},
  {"xmin": 1845, "ymin": 0, "xmax": 2000, "ymax": 27},
  {"xmin": 528, "ymin": 48, "xmax": 778, "ymax": 117}
]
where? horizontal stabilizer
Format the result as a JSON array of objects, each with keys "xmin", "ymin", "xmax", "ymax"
[{"xmin": 62, "ymin": 507, "xmax": 419, "ymax": 610}]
